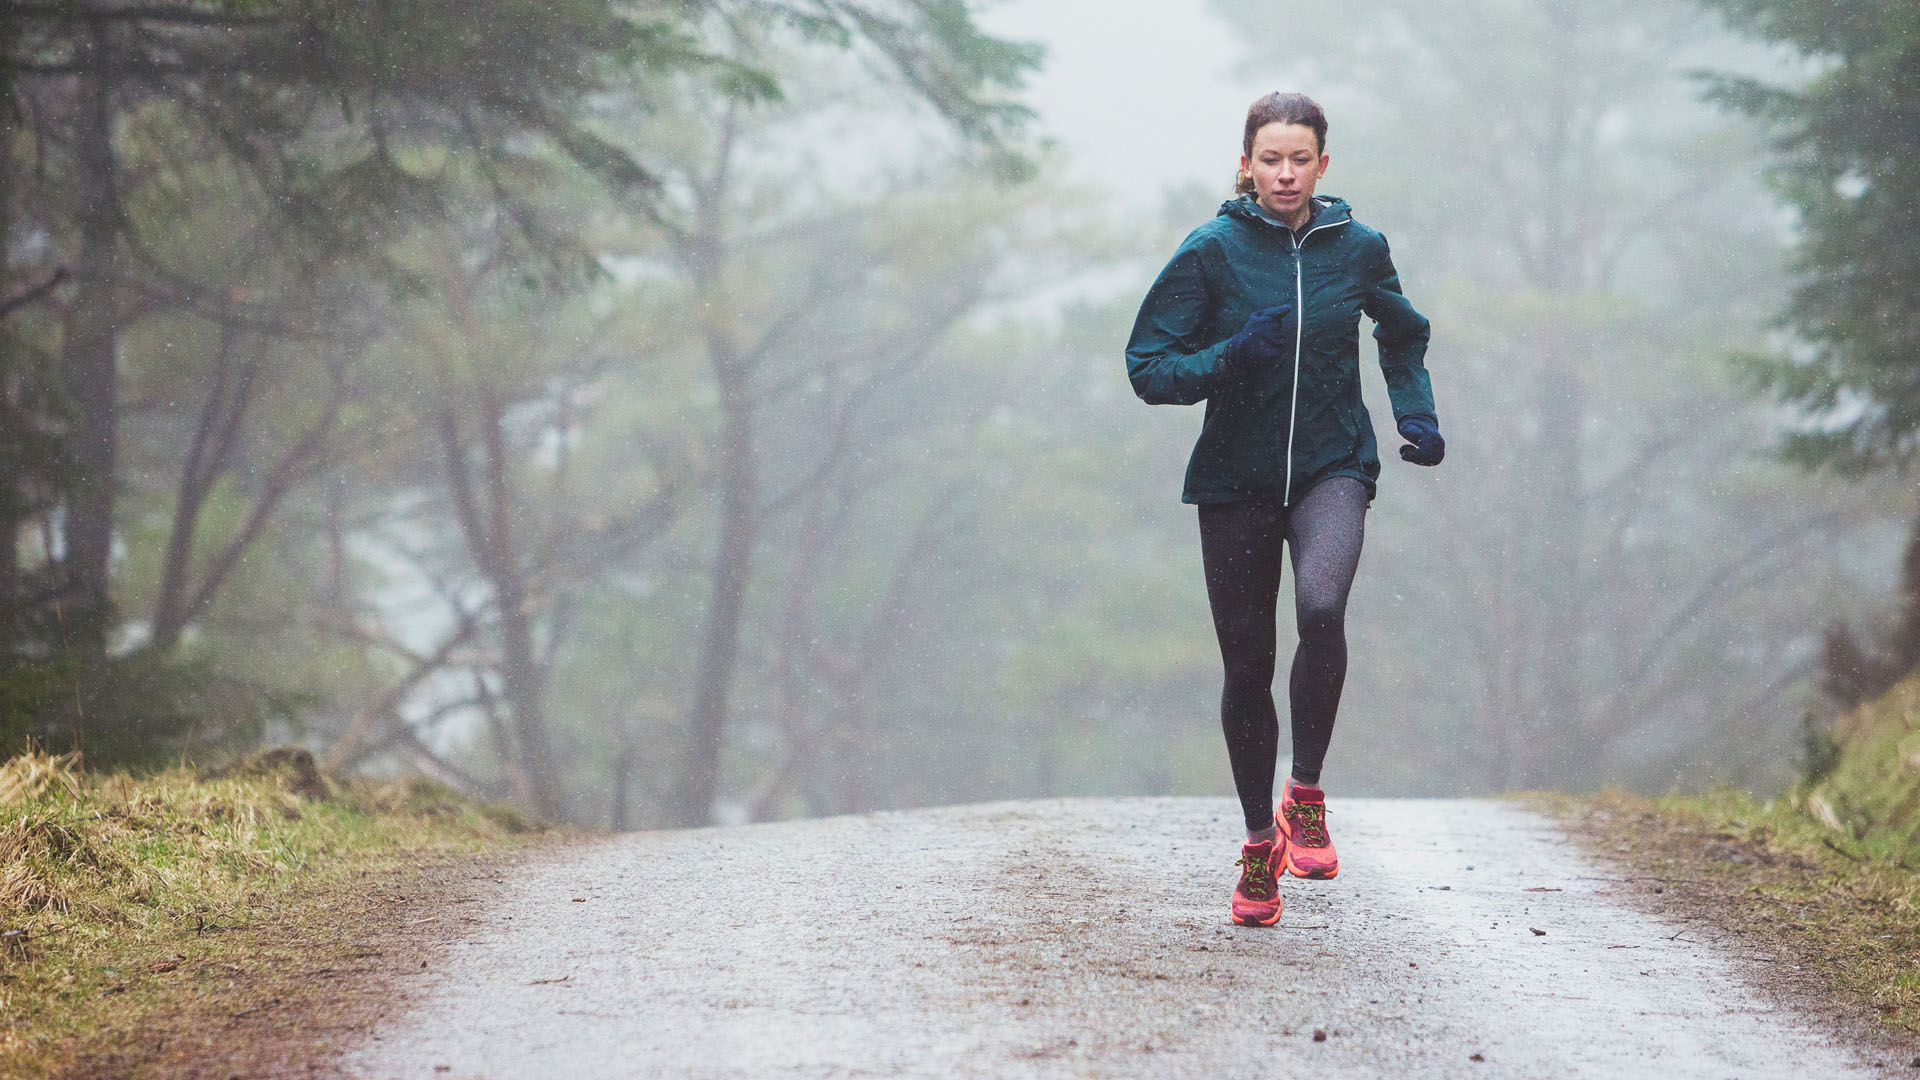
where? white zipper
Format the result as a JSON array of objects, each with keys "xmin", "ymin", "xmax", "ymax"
[{"xmin": 1282, "ymin": 212, "xmax": 1350, "ymax": 505}]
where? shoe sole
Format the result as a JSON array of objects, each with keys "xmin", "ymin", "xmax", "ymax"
[
  {"xmin": 1286, "ymin": 860, "xmax": 1338, "ymax": 880},
  {"xmin": 1231, "ymin": 908, "xmax": 1283, "ymax": 927}
]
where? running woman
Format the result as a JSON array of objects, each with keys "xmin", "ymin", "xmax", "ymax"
[{"xmin": 1124, "ymin": 92, "xmax": 1442, "ymax": 926}]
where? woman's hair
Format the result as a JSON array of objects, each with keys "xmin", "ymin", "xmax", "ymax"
[{"xmin": 1235, "ymin": 92, "xmax": 1328, "ymax": 195}]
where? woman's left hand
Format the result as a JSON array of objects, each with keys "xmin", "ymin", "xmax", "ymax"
[{"xmin": 1397, "ymin": 414, "xmax": 1445, "ymax": 466}]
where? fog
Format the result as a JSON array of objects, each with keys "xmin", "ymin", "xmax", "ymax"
[{"xmin": 0, "ymin": 0, "xmax": 1901, "ymax": 826}]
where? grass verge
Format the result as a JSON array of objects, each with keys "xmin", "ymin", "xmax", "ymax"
[
  {"xmin": 1540, "ymin": 784, "xmax": 1920, "ymax": 1055},
  {"xmin": 0, "ymin": 747, "xmax": 548, "ymax": 1078},
  {"xmin": 1543, "ymin": 675, "xmax": 1920, "ymax": 1053}
]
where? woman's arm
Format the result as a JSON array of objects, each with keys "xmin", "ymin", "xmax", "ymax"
[
  {"xmin": 1360, "ymin": 235, "xmax": 1435, "ymax": 423},
  {"xmin": 1125, "ymin": 237, "xmax": 1235, "ymax": 406}
]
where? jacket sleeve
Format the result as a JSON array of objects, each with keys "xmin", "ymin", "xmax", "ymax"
[
  {"xmin": 1360, "ymin": 234, "xmax": 1435, "ymax": 422},
  {"xmin": 1125, "ymin": 234, "xmax": 1235, "ymax": 406}
]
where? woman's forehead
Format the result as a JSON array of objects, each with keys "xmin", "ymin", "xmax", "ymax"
[{"xmin": 1250, "ymin": 122, "xmax": 1319, "ymax": 154}]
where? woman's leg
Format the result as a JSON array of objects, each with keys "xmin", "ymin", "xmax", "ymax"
[
  {"xmin": 1284, "ymin": 477, "xmax": 1368, "ymax": 785},
  {"xmin": 1198, "ymin": 499, "xmax": 1288, "ymax": 836}
]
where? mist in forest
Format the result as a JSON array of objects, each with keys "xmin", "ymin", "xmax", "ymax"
[{"xmin": 0, "ymin": 0, "xmax": 1902, "ymax": 827}]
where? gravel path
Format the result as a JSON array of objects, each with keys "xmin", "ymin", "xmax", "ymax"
[{"xmin": 346, "ymin": 798, "xmax": 1886, "ymax": 1078}]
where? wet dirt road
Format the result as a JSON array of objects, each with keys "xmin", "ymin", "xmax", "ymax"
[{"xmin": 346, "ymin": 798, "xmax": 1886, "ymax": 1078}]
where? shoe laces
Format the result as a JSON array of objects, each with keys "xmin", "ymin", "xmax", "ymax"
[
  {"xmin": 1286, "ymin": 801, "xmax": 1329, "ymax": 848},
  {"xmin": 1234, "ymin": 851, "xmax": 1275, "ymax": 899}
]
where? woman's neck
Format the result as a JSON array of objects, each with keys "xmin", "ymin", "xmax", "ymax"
[{"xmin": 1253, "ymin": 195, "xmax": 1315, "ymax": 232}]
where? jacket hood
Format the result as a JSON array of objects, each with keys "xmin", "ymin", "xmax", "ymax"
[{"xmin": 1218, "ymin": 194, "xmax": 1353, "ymax": 231}]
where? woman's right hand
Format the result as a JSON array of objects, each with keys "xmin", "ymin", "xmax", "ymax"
[
  {"xmin": 1226, "ymin": 305, "xmax": 1293, "ymax": 369},
  {"xmin": 1397, "ymin": 414, "xmax": 1445, "ymax": 466}
]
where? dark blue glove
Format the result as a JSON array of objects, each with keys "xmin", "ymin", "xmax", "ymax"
[
  {"xmin": 1398, "ymin": 414, "xmax": 1445, "ymax": 466},
  {"xmin": 1224, "ymin": 304, "xmax": 1292, "ymax": 369}
]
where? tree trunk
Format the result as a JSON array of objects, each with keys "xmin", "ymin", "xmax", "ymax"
[
  {"xmin": 671, "ymin": 111, "xmax": 754, "ymax": 829},
  {"xmin": 0, "ymin": 487, "xmax": 16, "ymax": 669},
  {"xmin": 0, "ymin": 129, "xmax": 18, "ymax": 669},
  {"xmin": 1516, "ymin": 1, "xmax": 1587, "ymax": 787},
  {"xmin": 609, "ymin": 717, "xmax": 637, "ymax": 831},
  {"xmin": 674, "ymin": 366, "xmax": 756, "ymax": 827},
  {"xmin": 1528, "ymin": 362, "xmax": 1585, "ymax": 784},
  {"xmin": 749, "ymin": 483, "xmax": 835, "ymax": 822},
  {"xmin": 150, "ymin": 316, "xmax": 248, "ymax": 652},
  {"xmin": 59, "ymin": 22, "xmax": 120, "ymax": 659},
  {"xmin": 478, "ymin": 388, "xmax": 563, "ymax": 821},
  {"xmin": 436, "ymin": 396, "xmax": 560, "ymax": 821}
]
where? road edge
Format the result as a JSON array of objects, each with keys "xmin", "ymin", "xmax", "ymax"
[{"xmin": 1535, "ymin": 792, "xmax": 1920, "ymax": 1072}]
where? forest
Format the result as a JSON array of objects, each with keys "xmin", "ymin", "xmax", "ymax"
[{"xmin": 2, "ymin": 0, "xmax": 1915, "ymax": 828}]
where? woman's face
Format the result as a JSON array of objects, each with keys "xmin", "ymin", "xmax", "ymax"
[{"xmin": 1241, "ymin": 122, "xmax": 1328, "ymax": 224}]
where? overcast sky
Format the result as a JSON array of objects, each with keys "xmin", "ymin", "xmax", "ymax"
[{"xmin": 978, "ymin": 0, "xmax": 1276, "ymax": 211}]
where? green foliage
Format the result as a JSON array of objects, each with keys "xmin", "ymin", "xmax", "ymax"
[
  {"xmin": 1789, "ymin": 674, "xmax": 1920, "ymax": 860},
  {"xmin": 1702, "ymin": 0, "xmax": 1920, "ymax": 472},
  {"xmin": 1798, "ymin": 708, "xmax": 1841, "ymax": 783},
  {"xmin": 0, "ymin": 0, "xmax": 1043, "ymax": 787},
  {"xmin": 0, "ymin": 654, "xmax": 309, "ymax": 770}
]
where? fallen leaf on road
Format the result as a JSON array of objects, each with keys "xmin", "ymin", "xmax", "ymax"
[
  {"xmin": 1523, "ymin": 887, "xmax": 1563, "ymax": 893},
  {"xmin": 1470, "ymin": 1052, "xmax": 1486, "ymax": 1062},
  {"xmin": 1529, "ymin": 928, "xmax": 1547, "ymax": 936},
  {"xmin": 1312, "ymin": 1029, "xmax": 1327, "ymax": 1042},
  {"xmin": 530, "ymin": 975, "xmax": 571, "ymax": 986}
]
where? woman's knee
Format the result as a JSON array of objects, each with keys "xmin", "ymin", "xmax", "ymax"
[
  {"xmin": 1296, "ymin": 599, "xmax": 1346, "ymax": 642},
  {"xmin": 1217, "ymin": 630, "xmax": 1277, "ymax": 686},
  {"xmin": 1221, "ymin": 650, "xmax": 1277, "ymax": 689}
]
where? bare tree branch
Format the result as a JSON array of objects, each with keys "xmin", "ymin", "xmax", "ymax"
[
  {"xmin": 169, "ymin": 362, "xmax": 347, "ymax": 634},
  {"xmin": 322, "ymin": 613, "xmax": 480, "ymax": 772},
  {"xmin": 0, "ymin": 268, "xmax": 68, "ymax": 320}
]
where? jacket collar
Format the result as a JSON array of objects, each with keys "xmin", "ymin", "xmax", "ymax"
[{"xmin": 1219, "ymin": 194, "xmax": 1352, "ymax": 235}]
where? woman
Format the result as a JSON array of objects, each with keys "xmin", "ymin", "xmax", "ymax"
[{"xmin": 1125, "ymin": 92, "xmax": 1442, "ymax": 927}]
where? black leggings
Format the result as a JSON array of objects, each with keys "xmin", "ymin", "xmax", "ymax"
[{"xmin": 1198, "ymin": 477, "xmax": 1368, "ymax": 833}]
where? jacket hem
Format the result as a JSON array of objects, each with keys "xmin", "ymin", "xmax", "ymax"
[{"xmin": 1182, "ymin": 467, "xmax": 1377, "ymax": 507}]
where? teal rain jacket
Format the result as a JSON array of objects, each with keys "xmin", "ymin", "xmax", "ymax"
[{"xmin": 1125, "ymin": 194, "xmax": 1434, "ymax": 505}]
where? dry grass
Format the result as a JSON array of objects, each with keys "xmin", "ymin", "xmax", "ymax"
[
  {"xmin": 0, "ymin": 751, "xmax": 82, "ymax": 805},
  {"xmin": 0, "ymin": 747, "xmax": 544, "ymax": 1078}
]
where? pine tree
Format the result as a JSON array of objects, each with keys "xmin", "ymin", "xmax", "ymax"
[
  {"xmin": 1703, "ymin": 0, "xmax": 1920, "ymax": 470},
  {"xmin": 1705, "ymin": 0, "xmax": 1920, "ymax": 704}
]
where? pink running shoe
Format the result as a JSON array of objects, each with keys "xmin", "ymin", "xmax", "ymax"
[
  {"xmin": 1278, "ymin": 778, "xmax": 1338, "ymax": 879},
  {"xmin": 1230, "ymin": 837, "xmax": 1285, "ymax": 926}
]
